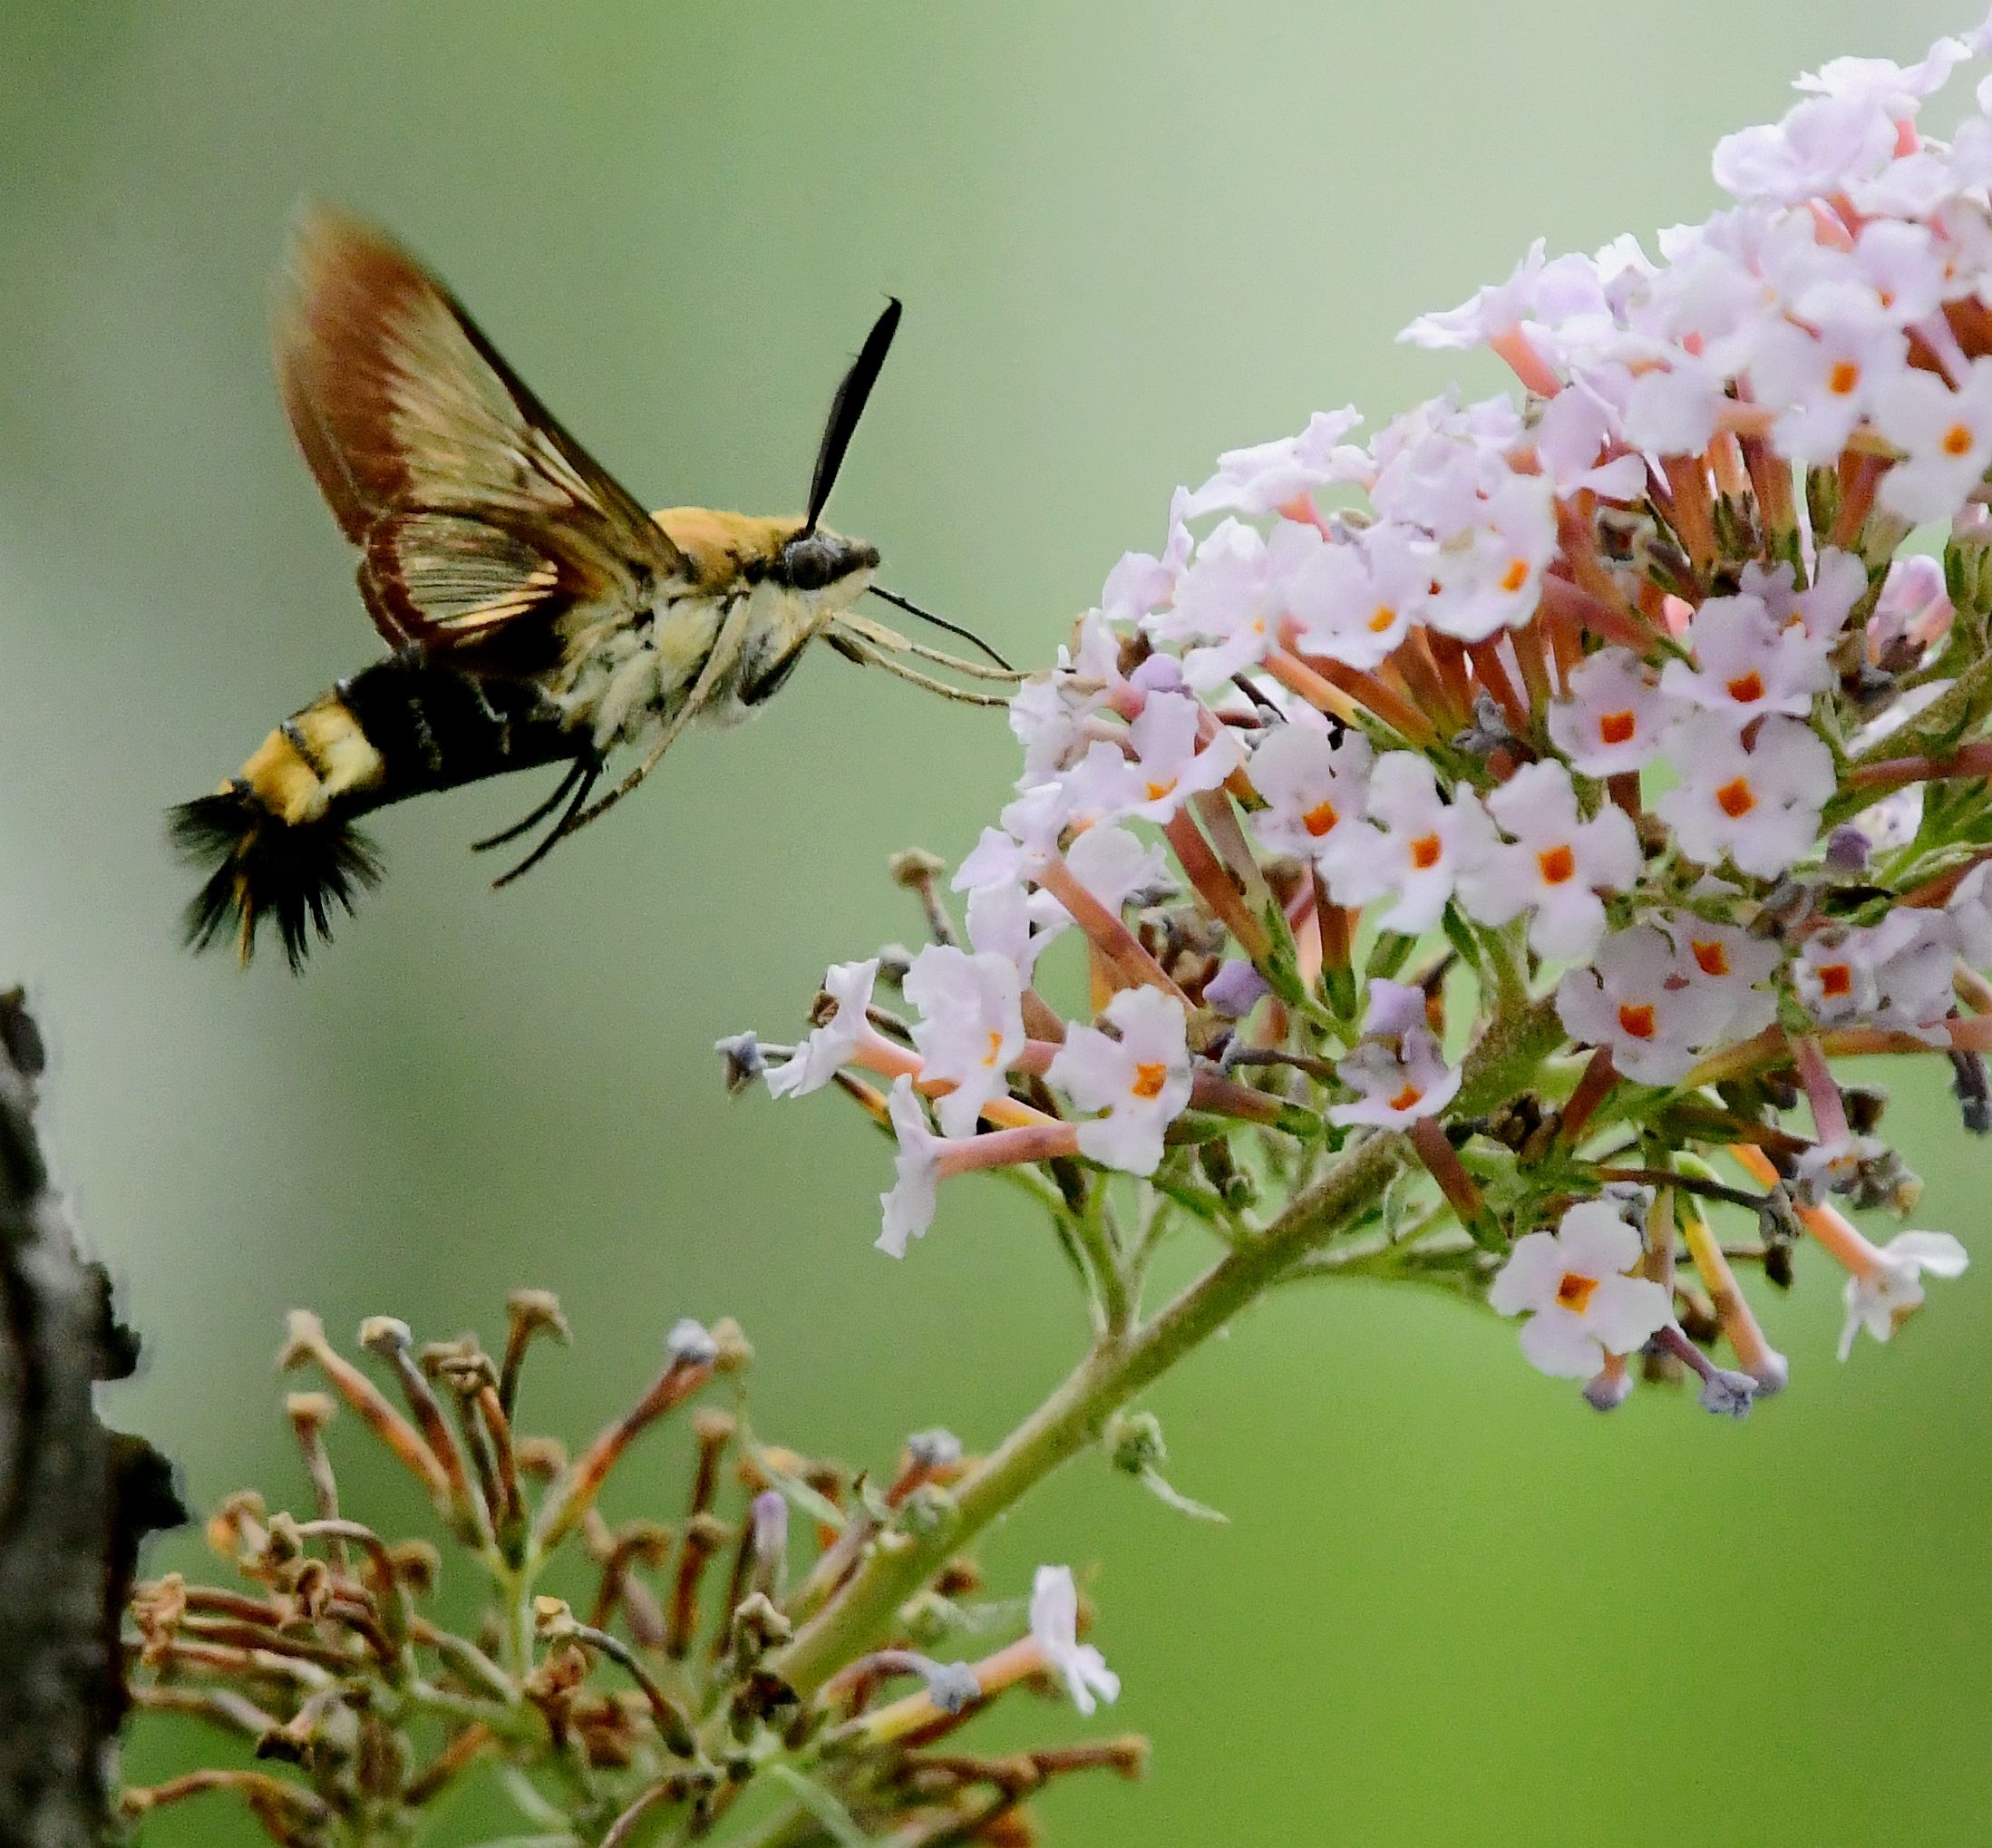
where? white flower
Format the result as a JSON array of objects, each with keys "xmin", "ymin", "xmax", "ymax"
[
  {"xmin": 1873, "ymin": 355, "xmax": 1992, "ymax": 525},
  {"xmin": 1064, "ymin": 822, "xmax": 1171, "ymax": 915},
  {"xmin": 1010, "ymin": 612, "xmax": 1127, "ymax": 785},
  {"xmin": 1319, "ymin": 754, "xmax": 1497, "ymax": 934},
  {"xmin": 1750, "ymin": 316, "xmax": 1910, "ymax": 464},
  {"xmin": 1046, "ymin": 987, "xmax": 1194, "ymax": 1175},
  {"xmin": 1950, "ymin": 861, "xmax": 1992, "ymax": 968},
  {"xmin": 1555, "ymin": 922, "xmax": 1737, "ymax": 1086},
  {"xmin": 1457, "ymin": 760, "xmax": 1643, "ymax": 962},
  {"xmin": 1839, "ymin": 1231, "xmax": 1970, "ymax": 1361},
  {"xmin": 1099, "ymin": 490, "xmax": 1192, "ymax": 626},
  {"xmin": 903, "ymin": 947, "xmax": 1026, "ymax": 1137},
  {"xmin": 1488, "ymin": 1200, "xmax": 1675, "ymax": 1378},
  {"xmin": 1428, "ymin": 472, "xmax": 1560, "ymax": 643},
  {"xmin": 965, "ymin": 879, "xmax": 1065, "ymax": 984},
  {"xmin": 878, "ymin": 1078, "xmax": 941, "ymax": 1259},
  {"xmin": 1156, "ymin": 517, "xmax": 1323, "ymax": 689},
  {"xmin": 1327, "ymin": 979, "xmax": 1461, "ymax": 1127},
  {"xmin": 1712, "ymin": 93, "xmax": 1899, "ymax": 206},
  {"xmin": 1028, "ymin": 1566, "xmax": 1119, "ymax": 1715},
  {"xmin": 1660, "ymin": 593, "xmax": 1833, "ymax": 720},
  {"xmin": 1179, "ymin": 407, "xmax": 1363, "ymax": 519},
  {"xmin": 765, "ymin": 959, "xmax": 881, "ymax": 1099},
  {"xmin": 1546, "ymin": 647, "xmax": 1682, "ymax": 776},
  {"xmin": 1286, "ymin": 521, "xmax": 1433, "ymax": 670},
  {"xmin": 1062, "ymin": 691, "xmax": 1244, "ymax": 825},
  {"xmin": 1656, "ymin": 913, "xmax": 1780, "ymax": 1044},
  {"xmin": 1533, "ymin": 384, "xmax": 1647, "ymax": 500},
  {"xmin": 1796, "ymin": 910, "xmax": 1959, "ymax": 1042},
  {"xmin": 1246, "ymin": 722, "xmax": 1374, "ymax": 866},
  {"xmin": 1655, "ymin": 713, "xmax": 1834, "ymax": 880}
]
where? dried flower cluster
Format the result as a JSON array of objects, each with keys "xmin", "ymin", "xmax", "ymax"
[
  {"xmin": 121, "ymin": 1299, "xmax": 1138, "ymax": 1845},
  {"xmin": 736, "ymin": 16, "xmax": 1992, "ymax": 1412}
]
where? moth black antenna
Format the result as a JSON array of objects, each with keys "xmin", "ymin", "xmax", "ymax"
[
  {"xmin": 869, "ymin": 587, "xmax": 1015, "ymax": 672},
  {"xmin": 803, "ymin": 297, "xmax": 902, "ymax": 536}
]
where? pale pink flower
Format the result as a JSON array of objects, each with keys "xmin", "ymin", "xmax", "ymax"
[
  {"xmin": 1457, "ymin": 760, "xmax": 1642, "ymax": 962},
  {"xmin": 1546, "ymin": 647, "xmax": 1683, "ymax": 776},
  {"xmin": 1747, "ymin": 316, "xmax": 1909, "ymax": 463},
  {"xmin": 1488, "ymin": 1201, "xmax": 1674, "ymax": 1378},
  {"xmin": 1180, "ymin": 408, "xmax": 1364, "ymax": 520},
  {"xmin": 1319, "ymin": 754, "xmax": 1497, "ymax": 934},
  {"xmin": 766, "ymin": 959, "xmax": 882, "ymax": 1099},
  {"xmin": 903, "ymin": 947, "xmax": 1027, "ymax": 1137},
  {"xmin": 1872, "ymin": 355, "xmax": 1992, "ymax": 524},
  {"xmin": 1286, "ymin": 521, "xmax": 1433, "ymax": 670},
  {"xmin": 1062, "ymin": 691, "xmax": 1245, "ymax": 826},
  {"xmin": 1555, "ymin": 923, "xmax": 1736, "ymax": 1085},
  {"xmin": 1949, "ymin": 860, "xmax": 1992, "ymax": 968},
  {"xmin": 1656, "ymin": 713, "xmax": 1834, "ymax": 879},
  {"xmin": 1660, "ymin": 593, "xmax": 1833, "ymax": 720},
  {"xmin": 1246, "ymin": 722, "xmax": 1375, "ymax": 866},
  {"xmin": 1046, "ymin": 987, "xmax": 1194, "ymax": 1175},
  {"xmin": 1326, "ymin": 979, "xmax": 1460, "ymax": 1128},
  {"xmin": 1655, "ymin": 913, "xmax": 1781, "ymax": 1044},
  {"xmin": 878, "ymin": 1077, "xmax": 942, "ymax": 1259}
]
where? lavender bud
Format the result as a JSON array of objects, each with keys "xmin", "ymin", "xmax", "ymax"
[
  {"xmin": 1823, "ymin": 824, "xmax": 1872, "ymax": 874},
  {"xmin": 1204, "ymin": 958, "xmax": 1272, "ymax": 1021},
  {"xmin": 906, "ymin": 1428, "xmax": 962, "ymax": 1470},
  {"xmin": 666, "ymin": 1318, "xmax": 720, "ymax": 1367},
  {"xmin": 1697, "ymin": 1369, "xmax": 1757, "ymax": 1420},
  {"xmin": 924, "ymin": 1659, "xmax": 981, "ymax": 1714}
]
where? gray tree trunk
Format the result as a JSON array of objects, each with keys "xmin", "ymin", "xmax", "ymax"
[{"xmin": 0, "ymin": 991, "xmax": 180, "ymax": 1846}]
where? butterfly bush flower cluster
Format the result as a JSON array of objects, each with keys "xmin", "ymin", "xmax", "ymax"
[{"xmin": 739, "ymin": 17, "xmax": 1992, "ymax": 1413}]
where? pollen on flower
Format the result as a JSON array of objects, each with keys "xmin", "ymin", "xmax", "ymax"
[
  {"xmin": 1500, "ymin": 557, "xmax": 1530, "ymax": 593},
  {"xmin": 1555, "ymin": 1271, "xmax": 1600, "ymax": 1313},
  {"xmin": 1388, "ymin": 1082, "xmax": 1425, "ymax": 1112},
  {"xmin": 1818, "ymin": 960, "xmax": 1854, "ymax": 997},
  {"xmin": 1368, "ymin": 604, "xmax": 1398, "ymax": 633},
  {"xmin": 1537, "ymin": 843, "xmax": 1577, "ymax": 886},
  {"xmin": 1943, "ymin": 421, "xmax": 1975, "ymax": 455},
  {"xmin": 984, "ymin": 1030, "xmax": 1006, "ymax": 1067},
  {"xmin": 1409, "ymin": 832, "xmax": 1443, "ymax": 870},
  {"xmin": 1689, "ymin": 937, "xmax": 1731, "ymax": 977},
  {"xmin": 1715, "ymin": 775, "xmax": 1757, "ymax": 818},
  {"xmin": 1828, "ymin": 359, "xmax": 1861, "ymax": 394},
  {"xmin": 1145, "ymin": 777, "xmax": 1179, "ymax": 802},
  {"xmin": 1302, "ymin": 799, "xmax": 1339, "ymax": 837},
  {"xmin": 1131, "ymin": 1061, "xmax": 1170, "ymax": 1100},
  {"xmin": 1598, "ymin": 710, "xmax": 1637, "ymax": 745},
  {"xmin": 1725, "ymin": 670, "xmax": 1766, "ymax": 704},
  {"xmin": 1618, "ymin": 1002, "xmax": 1657, "ymax": 1039}
]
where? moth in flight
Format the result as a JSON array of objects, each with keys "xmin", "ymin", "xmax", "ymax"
[{"xmin": 174, "ymin": 206, "xmax": 1012, "ymax": 968}]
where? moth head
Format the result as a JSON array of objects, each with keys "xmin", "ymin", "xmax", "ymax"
[{"xmin": 773, "ymin": 526, "xmax": 879, "ymax": 603}]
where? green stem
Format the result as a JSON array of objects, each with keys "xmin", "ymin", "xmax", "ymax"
[
  {"xmin": 763, "ymin": 997, "xmax": 1560, "ymax": 1705},
  {"xmin": 766, "ymin": 1129, "xmax": 1404, "ymax": 1701},
  {"xmin": 1068, "ymin": 1187, "xmax": 1132, "ymax": 1337}
]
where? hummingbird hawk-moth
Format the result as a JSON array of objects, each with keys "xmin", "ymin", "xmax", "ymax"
[{"xmin": 173, "ymin": 206, "xmax": 1011, "ymax": 968}]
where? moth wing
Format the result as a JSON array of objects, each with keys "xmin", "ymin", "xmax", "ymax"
[{"xmin": 274, "ymin": 203, "xmax": 687, "ymax": 650}]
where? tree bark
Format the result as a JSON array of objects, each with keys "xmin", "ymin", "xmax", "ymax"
[{"xmin": 0, "ymin": 990, "xmax": 180, "ymax": 1847}]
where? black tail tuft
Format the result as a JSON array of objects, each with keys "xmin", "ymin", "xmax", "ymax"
[{"xmin": 170, "ymin": 789, "xmax": 384, "ymax": 971}]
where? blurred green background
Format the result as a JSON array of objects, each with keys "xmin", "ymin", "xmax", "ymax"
[{"xmin": 5, "ymin": 1, "xmax": 1990, "ymax": 1842}]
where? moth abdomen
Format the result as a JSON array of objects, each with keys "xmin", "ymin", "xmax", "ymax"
[{"xmin": 174, "ymin": 658, "xmax": 582, "ymax": 968}]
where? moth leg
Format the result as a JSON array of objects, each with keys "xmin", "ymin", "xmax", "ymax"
[
  {"xmin": 471, "ymin": 757, "xmax": 590, "ymax": 852},
  {"xmin": 560, "ymin": 593, "xmax": 757, "ymax": 841},
  {"xmin": 490, "ymin": 759, "xmax": 602, "ymax": 890}
]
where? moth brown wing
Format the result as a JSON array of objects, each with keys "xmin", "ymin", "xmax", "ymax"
[{"xmin": 273, "ymin": 203, "xmax": 686, "ymax": 650}]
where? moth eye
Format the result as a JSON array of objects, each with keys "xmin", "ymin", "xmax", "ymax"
[{"xmin": 784, "ymin": 537, "xmax": 838, "ymax": 591}]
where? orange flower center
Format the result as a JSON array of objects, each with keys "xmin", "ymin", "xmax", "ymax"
[
  {"xmin": 1827, "ymin": 359, "xmax": 1861, "ymax": 396},
  {"xmin": 1617, "ymin": 1002, "xmax": 1657, "ymax": 1039},
  {"xmin": 1409, "ymin": 832, "xmax": 1443, "ymax": 871},
  {"xmin": 1690, "ymin": 939, "xmax": 1730, "ymax": 977},
  {"xmin": 1501, "ymin": 558, "xmax": 1530, "ymax": 594},
  {"xmin": 1715, "ymin": 776, "xmax": 1756, "ymax": 819},
  {"xmin": 1145, "ymin": 776, "xmax": 1178, "ymax": 803},
  {"xmin": 1368, "ymin": 605, "xmax": 1398, "ymax": 634},
  {"xmin": 1598, "ymin": 709, "xmax": 1637, "ymax": 746},
  {"xmin": 1943, "ymin": 422, "xmax": 1976, "ymax": 457},
  {"xmin": 1555, "ymin": 1270, "xmax": 1600, "ymax": 1313},
  {"xmin": 1131, "ymin": 1061, "xmax": 1170, "ymax": 1100},
  {"xmin": 1817, "ymin": 962, "xmax": 1853, "ymax": 998},
  {"xmin": 1725, "ymin": 670, "xmax": 1765, "ymax": 704},
  {"xmin": 1387, "ymin": 1083, "xmax": 1425, "ymax": 1113},
  {"xmin": 1302, "ymin": 799, "xmax": 1339, "ymax": 838},
  {"xmin": 984, "ymin": 1030, "xmax": 1006, "ymax": 1068},
  {"xmin": 1537, "ymin": 842, "xmax": 1577, "ymax": 886}
]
